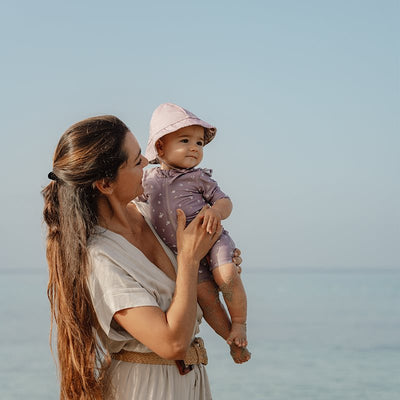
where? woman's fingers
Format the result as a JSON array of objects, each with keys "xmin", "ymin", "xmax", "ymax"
[
  {"xmin": 176, "ymin": 209, "xmax": 187, "ymax": 235},
  {"xmin": 197, "ymin": 204, "xmax": 210, "ymax": 217},
  {"xmin": 233, "ymin": 256, "xmax": 242, "ymax": 266},
  {"xmin": 177, "ymin": 207, "xmax": 222, "ymax": 261},
  {"xmin": 203, "ymin": 215, "xmax": 211, "ymax": 233},
  {"xmin": 232, "ymin": 248, "xmax": 242, "ymax": 274},
  {"xmin": 207, "ymin": 225, "xmax": 223, "ymax": 248},
  {"xmin": 207, "ymin": 217, "xmax": 219, "ymax": 235},
  {"xmin": 233, "ymin": 248, "xmax": 241, "ymax": 257}
]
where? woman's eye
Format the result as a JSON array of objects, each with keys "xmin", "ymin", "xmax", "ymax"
[{"xmin": 136, "ymin": 158, "xmax": 142, "ymax": 166}]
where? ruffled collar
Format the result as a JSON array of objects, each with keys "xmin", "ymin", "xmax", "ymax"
[
  {"xmin": 151, "ymin": 166, "xmax": 213, "ymax": 178},
  {"xmin": 155, "ymin": 166, "xmax": 196, "ymax": 178}
]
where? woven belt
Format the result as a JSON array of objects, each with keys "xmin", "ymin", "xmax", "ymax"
[{"xmin": 111, "ymin": 337, "xmax": 208, "ymax": 369}]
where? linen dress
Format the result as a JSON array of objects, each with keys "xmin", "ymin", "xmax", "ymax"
[{"xmin": 87, "ymin": 202, "xmax": 212, "ymax": 400}]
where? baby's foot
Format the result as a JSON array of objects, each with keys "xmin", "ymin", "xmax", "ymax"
[
  {"xmin": 229, "ymin": 343, "xmax": 251, "ymax": 364},
  {"xmin": 226, "ymin": 322, "xmax": 247, "ymax": 347}
]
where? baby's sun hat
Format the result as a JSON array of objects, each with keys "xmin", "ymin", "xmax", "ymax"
[{"xmin": 145, "ymin": 103, "xmax": 217, "ymax": 164}]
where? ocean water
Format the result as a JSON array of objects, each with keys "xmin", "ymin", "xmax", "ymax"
[{"xmin": 0, "ymin": 268, "xmax": 399, "ymax": 400}]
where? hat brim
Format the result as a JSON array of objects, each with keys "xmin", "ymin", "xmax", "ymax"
[{"xmin": 145, "ymin": 117, "xmax": 217, "ymax": 164}]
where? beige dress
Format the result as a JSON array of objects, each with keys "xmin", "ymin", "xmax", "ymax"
[{"xmin": 87, "ymin": 202, "xmax": 212, "ymax": 400}]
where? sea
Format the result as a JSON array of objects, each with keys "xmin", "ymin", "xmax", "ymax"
[{"xmin": 1, "ymin": 268, "xmax": 399, "ymax": 400}]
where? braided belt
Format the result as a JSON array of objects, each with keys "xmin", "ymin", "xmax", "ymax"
[{"xmin": 111, "ymin": 337, "xmax": 208, "ymax": 374}]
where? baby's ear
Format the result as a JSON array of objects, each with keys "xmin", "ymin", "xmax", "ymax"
[{"xmin": 155, "ymin": 139, "xmax": 164, "ymax": 157}]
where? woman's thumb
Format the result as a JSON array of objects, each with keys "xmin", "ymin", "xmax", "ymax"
[{"xmin": 176, "ymin": 209, "xmax": 186, "ymax": 232}]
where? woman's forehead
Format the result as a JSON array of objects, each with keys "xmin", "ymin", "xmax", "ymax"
[{"xmin": 124, "ymin": 132, "xmax": 141, "ymax": 158}]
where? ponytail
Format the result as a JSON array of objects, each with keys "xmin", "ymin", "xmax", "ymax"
[
  {"xmin": 42, "ymin": 116, "xmax": 128, "ymax": 399},
  {"xmin": 43, "ymin": 179, "xmax": 109, "ymax": 399}
]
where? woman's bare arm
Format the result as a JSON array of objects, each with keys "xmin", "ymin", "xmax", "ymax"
[{"xmin": 114, "ymin": 207, "xmax": 222, "ymax": 360}]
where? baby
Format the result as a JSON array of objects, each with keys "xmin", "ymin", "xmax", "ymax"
[{"xmin": 140, "ymin": 103, "xmax": 249, "ymax": 363}]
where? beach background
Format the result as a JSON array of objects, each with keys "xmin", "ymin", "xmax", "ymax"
[
  {"xmin": 1, "ymin": 268, "xmax": 399, "ymax": 399},
  {"xmin": 1, "ymin": 1, "xmax": 399, "ymax": 399}
]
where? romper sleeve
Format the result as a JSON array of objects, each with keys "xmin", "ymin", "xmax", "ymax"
[
  {"xmin": 197, "ymin": 168, "xmax": 230, "ymax": 205},
  {"xmin": 87, "ymin": 248, "xmax": 159, "ymax": 340}
]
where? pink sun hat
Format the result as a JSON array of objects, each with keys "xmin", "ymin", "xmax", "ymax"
[{"xmin": 145, "ymin": 103, "xmax": 217, "ymax": 164}]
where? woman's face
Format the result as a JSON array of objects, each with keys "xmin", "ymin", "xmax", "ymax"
[{"xmin": 112, "ymin": 132, "xmax": 148, "ymax": 202}]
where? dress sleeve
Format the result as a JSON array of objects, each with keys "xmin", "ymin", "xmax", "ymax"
[
  {"xmin": 197, "ymin": 168, "xmax": 230, "ymax": 205},
  {"xmin": 87, "ymin": 250, "xmax": 159, "ymax": 339}
]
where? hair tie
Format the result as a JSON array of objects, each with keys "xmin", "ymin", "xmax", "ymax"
[{"xmin": 48, "ymin": 171, "xmax": 59, "ymax": 181}]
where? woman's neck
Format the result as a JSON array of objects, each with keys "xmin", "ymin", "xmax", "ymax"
[{"xmin": 96, "ymin": 196, "xmax": 142, "ymax": 235}]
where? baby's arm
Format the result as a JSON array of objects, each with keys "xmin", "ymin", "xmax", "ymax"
[{"xmin": 202, "ymin": 198, "xmax": 233, "ymax": 234}]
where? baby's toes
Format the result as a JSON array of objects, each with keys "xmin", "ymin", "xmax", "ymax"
[
  {"xmin": 241, "ymin": 349, "xmax": 251, "ymax": 362},
  {"xmin": 226, "ymin": 334, "xmax": 234, "ymax": 346},
  {"xmin": 235, "ymin": 337, "xmax": 246, "ymax": 347}
]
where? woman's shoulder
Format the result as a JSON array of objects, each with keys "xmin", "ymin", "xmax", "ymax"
[
  {"xmin": 87, "ymin": 229, "xmax": 125, "ymax": 269},
  {"xmin": 87, "ymin": 226, "xmax": 148, "ymax": 283}
]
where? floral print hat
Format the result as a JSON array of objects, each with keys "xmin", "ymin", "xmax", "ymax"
[{"xmin": 145, "ymin": 103, "xmax": 217, "ymax": 164}]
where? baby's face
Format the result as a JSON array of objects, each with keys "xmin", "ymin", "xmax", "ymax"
[{"xmin": 157, "ymin": 125, "xmax": 205, "ymax": 170}]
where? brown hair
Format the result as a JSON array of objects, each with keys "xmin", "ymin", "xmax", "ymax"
[{"xmin": 42, "ymin": 115, "xmax": 129, "ymax": 399}]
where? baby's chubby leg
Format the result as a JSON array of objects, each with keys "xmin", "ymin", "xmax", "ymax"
[
  {"xmin": 197, "ymin": 277, "xmax": 250, "ymax": 364},
  {"xmin": 212, "ymin": 263, "xmax": 247, "ymax": 348},
  {"xmin": 197, "ymin": 279, "xmax": 232, "ymax": 339}
]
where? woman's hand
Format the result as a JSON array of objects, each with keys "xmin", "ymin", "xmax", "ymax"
[
  {"xmin": 232, "ymin": 248, "xmax": 243, "ymax": 274},
  {"xmin": 114, "ymin": 206, "xmax": 223, "ymax": 360},
  {"xmin": 176, "ymin": 206, "xmax": 222, "ymax": 264}
]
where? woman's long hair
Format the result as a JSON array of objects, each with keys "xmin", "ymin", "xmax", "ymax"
[{"xmin": 42, "ymin": 116, "xmax": 129, "ymax": 399}]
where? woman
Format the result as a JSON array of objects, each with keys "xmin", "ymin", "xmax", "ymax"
[{"xmin": 42, "ymin": 115, "xmax": 243, "ymax": 399}]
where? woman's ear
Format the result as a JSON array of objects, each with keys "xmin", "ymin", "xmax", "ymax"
[
  {"xmin": 94, "ymin": 178, "xmax": 114, "ymax": 195},
  {"xmin": 155, "ymin": 139, "xmax": 164, "ymax": 157}
]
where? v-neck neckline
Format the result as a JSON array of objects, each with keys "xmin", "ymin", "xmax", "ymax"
[{"xmin": 96, "ymin": 203, "xmax": 177, "ymax": 283}]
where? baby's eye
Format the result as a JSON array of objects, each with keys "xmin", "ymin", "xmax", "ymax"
[
  {"xmin": 180, "ymin": 139, "xmax": 189, "ymax": 143},
  {"xmin": 197, "ymin": 141, "xmax": 204, "ymax": 146}
]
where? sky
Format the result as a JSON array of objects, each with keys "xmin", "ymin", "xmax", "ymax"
[{"xmin": 0, "ymin": 0, "xmax": 398, "ymax": 271}]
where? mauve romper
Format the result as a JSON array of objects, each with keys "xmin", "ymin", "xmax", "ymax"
[{"xmin": 140, "ymin": 167, "xmax": 236, "ymax": 282}]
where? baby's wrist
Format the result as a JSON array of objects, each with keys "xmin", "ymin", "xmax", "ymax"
[
  {"xmin": 210, "ymin": 206, "xmax": 222, "ymax": 219},
  {"xmin": 231, "ymin": 320, "xmax": 247, "ymax": 326}
]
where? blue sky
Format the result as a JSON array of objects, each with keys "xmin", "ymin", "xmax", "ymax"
[{"xmin": 1, "ymin": 0, "xmax": 398, "ymax": 270}]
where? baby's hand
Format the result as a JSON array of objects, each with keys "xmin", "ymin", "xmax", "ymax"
[{"xmin": 202, "ymin": 207, "xmax": 222, "ymax": 234}]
